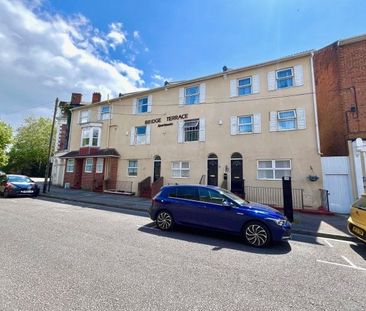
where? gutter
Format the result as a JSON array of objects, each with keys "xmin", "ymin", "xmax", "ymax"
[{"xmin": 310, "ymin": 52, "xmax": 322, "ymax": 155}]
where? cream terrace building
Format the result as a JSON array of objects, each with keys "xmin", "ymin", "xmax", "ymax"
[{"xmin": 61, "ymin": 51, "xmax": 323, "ymax": 208}]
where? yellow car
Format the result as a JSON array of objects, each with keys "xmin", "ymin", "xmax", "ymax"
[{"xmin": 348, "ymin": 193, "xmax": 366, "ymax": 243}]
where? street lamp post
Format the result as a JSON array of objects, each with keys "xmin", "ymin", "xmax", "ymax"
[{"xmin": 43, "ymin": 97, "xmax": 58, "ymax": 193}]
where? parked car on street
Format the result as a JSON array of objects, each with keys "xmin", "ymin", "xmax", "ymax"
[
  {"xmin": 347, "ymin": 194, "xmax": 366, "ymax": 243},
  {"xmin": 0, "ymin": 174, "xmax": 40, "ymax": 198},
  {"xmin": 149, "ymin": 184, "xmax": 291, "ymax": 247}
]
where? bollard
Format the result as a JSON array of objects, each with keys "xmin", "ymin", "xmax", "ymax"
[{"xmin": 282, "ymin": 176, "xmax": 294, "ymax": 222}]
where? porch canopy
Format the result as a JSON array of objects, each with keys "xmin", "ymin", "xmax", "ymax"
[{"xmin": 60, "ymin": 148, "xmax": 120, "ymax": 159}]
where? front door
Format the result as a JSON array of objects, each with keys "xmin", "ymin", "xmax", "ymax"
[
  {"xmin": 207, "ymin": 159, "xmax": 218, "ymax": 186},
  {"xmin": 231, "ymin": 157, "xmax": 243, "ymax": 196},
  {"xmin": 153, "ymin": 157, "xmax": 161, "ymax": 182}
]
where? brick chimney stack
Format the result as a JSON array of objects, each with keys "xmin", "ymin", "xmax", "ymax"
[
  {"xmin": 92, "ymin": 92, "xmax": 101, "ymax": 103},
  {"xmin": 70, "ymin": 93, "xmax": 82, "ymax": 105}
]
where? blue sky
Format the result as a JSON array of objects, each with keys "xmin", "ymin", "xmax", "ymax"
[{"xmin": 0, "ymin": 0, "xmax": 365, "ymax": 128}]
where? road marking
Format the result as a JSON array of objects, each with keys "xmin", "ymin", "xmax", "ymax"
[
  {"xmin": 323, "ymin": 239, "xmax": 334, "ymax": 248},
  {"xmin": 341, "ymin": 256, "xmax": 357, "ymax": 267},
  {"xmin": 317, "ymin": 259, "xmax": 366, "ymax": 271}
]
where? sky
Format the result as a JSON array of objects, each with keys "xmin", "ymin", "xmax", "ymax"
[{"xmin": 0, "ymin": 0, "xmax": 366, "ymax": 130}]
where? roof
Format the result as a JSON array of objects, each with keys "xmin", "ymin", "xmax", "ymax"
[
  {"xmin": 60, "ymin": 148, "xmax": 120, "ymax": 159},
  {"xmin": 71, "ymin": 50, "xmax": 313, "ymax": 111},
  {"xmin": 338, "ymin": 33, "xmax": 366, "ymax": 46}
]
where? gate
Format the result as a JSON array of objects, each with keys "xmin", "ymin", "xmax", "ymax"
[{"xmin": 321, "ymin": 157, "xmax": 353, "ymax": 214}]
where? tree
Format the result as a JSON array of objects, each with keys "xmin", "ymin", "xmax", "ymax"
[
  {"xmin": 7, "ymin": 117, "xmax": 53, "ymax": 176},
  {"xmin": 0, "ymin": 121, "xmax": 12, "ymax": 168}
]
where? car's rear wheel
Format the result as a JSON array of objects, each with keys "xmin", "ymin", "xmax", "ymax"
[
  {"xmin": 3, "ymin": 189, "xmax": 9, "ymax": 198},
  {"xmin": 243, "ymin": 221, "xmax": 271, "ymax": 247},
  {"xmin": 156, "ymin": 210, "xmax": 174, "ymax": 231}
]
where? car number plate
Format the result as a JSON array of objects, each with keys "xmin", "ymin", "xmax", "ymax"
[
  {"xmin": 21, "ymin": 190, "xmax": 33, "ymax": 193},
  {"xmin": 352, "ymin": 226, "xmax": 364, "ymax": 237}
]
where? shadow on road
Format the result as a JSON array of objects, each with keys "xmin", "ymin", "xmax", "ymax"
[
  {"xmin": 139, "ymin": 223, "xmax": 292, "ymax": 255},
  {"xmin": 350, "ymin": 243, "xmax": 366, "ymax": 260}
]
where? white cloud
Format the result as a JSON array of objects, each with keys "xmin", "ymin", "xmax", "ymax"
[
  {"xmin": 133, "ymin": 30, "xmax": 140, "ymax": 39},
  {"xmin": 0, "ymin": 0, "xmax": 145, "ymax": 129},
  {"xmin": 151, "ymin": 73, "xmax": 172, "ymax": 87},
  {"xmin": 107, "ymin": 22, "xmax": 126, "ymax": 49}
]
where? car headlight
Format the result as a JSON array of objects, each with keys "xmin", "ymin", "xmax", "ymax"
[{"xmin": 266, "ymin": 218, "xmax": 286, "ymax": 226}]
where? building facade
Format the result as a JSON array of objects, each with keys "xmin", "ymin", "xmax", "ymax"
[
  {"xmin": 62, "ymin": 52, "xmax": 324, "ymax": 208},
  {"xmin": 314, "ymin": 34, "xmax": 366, "ymax": 200}
]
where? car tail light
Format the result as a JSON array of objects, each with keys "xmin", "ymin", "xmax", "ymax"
[{"xmin": 6, "ymin": 182, "xmax": 14, "ymax": 189}]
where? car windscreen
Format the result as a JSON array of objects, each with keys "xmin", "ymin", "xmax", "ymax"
[
  {"xmin": 219, "ymin": 189, "xmax": 249, "ymax": 205},
  {"xmin": 8, "ymin": 176, "xmax": 32, "ymax": 183},
  {"xmin": 353, "ymin": 196, "xmax": 366, "ymax": 210}
]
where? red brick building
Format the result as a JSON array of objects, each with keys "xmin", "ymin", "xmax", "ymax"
[{"xmin": 314, "ymin": 34, "xmax": 366, "ymax": 156}]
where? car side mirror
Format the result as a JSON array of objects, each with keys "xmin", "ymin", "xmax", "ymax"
[{"xmin": 222, "ymin": 200, "xmax": 232, "ymax": 209}]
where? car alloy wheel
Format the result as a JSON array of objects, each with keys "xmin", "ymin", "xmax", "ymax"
[
  {"xmin": 244, "ymin": 222, "xmax": 270, "ymax": 247},
  {"xmin": 156, "ymin": 211, "xmax": 174, "ymax": 231}
]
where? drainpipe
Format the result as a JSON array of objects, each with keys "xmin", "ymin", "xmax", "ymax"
[{"xmin": 310, "ymin": 52, "xmax": 322, "ymax": 155}]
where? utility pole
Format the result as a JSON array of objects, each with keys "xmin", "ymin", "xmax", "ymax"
[{"xmin": 43, "ymin": 97, "xmax": 58, "ymax": 193}]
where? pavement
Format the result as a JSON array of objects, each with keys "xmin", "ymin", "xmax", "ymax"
[{"xmin": 39, "ymin": 184, "xmax": 354, "ymax": 242}]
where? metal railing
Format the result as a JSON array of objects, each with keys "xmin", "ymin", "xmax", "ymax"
[
  {"xmin": 319, "ymin": 189, "xmax": 330, "ymax": 211},
  {"xmin": 105, "ymin": 180, "xmax": 133, "ymax": 194},
  {"xmin": 244, "ymin": 186, "xmax": 304, "ymax": 209}
]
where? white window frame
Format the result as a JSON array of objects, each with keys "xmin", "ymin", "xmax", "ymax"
[
  {"xmin": 128, "ymin": 160, "xmax": 138, "ymax": 176},
  {"xmin": 257, "ymin": 160, "xmax": 292, "ymax": 180},
  {"xmin": 183, "ymin": 119, "xmax": 200, "ymax": 142},
  {"xmin": 171, "ymin": 161, "xmax": 190, "ymax": 178},
  {"xmin": 184, "ymin": 85, "xmax": 200, "ymax": 105},
  {"xmin": 237, "ymin": 77, "xmax": 252, "ymax": 96},
  {"xmin": 276, "ymin": 67, "xmax": 294, "ymax": 89},
  {"xmin": 84, "ymin": 158, "xmax": 93, "ymax": 173},
  {"xmin": 80, "ymin": 127, "xmax": 101, "ymax": 147},
  {"xmin": 66, "ymin": 159, "xmax": 75, "ymax": 173},
  {"xmin": 96, "ymin": 158, "xmax": 104, "ymax": 173},
  {"xmin": 237, "ymin": 115, "xmax": 253, "ymax": 134},
  {"xmin": 79, "ymin": 110, "xmax": 89, "ymax": 124},
  {"xmin": 277, "ymin": 109, "xmax": 297, "ymax": 131},
  {"xmin": 137, "ymin": 97, "xmax": 149, "ymax": 113},
  {"xmin": 135, "ymin": 126, "xmax": 147, "ymax": 145},
  {"xmin": 100, "ymin": 105, "xmax": 111, "ymax": 120}
]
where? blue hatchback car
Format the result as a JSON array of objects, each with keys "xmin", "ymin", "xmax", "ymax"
[{"xmin": 149, "ymin": 185, "xmax": 291, "ymax": 247}]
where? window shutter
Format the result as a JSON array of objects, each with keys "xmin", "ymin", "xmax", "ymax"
[
  {"xmin": 199, "ymin": 83, "xmax": 206, "ymax": 103},
  {"xmin": 130, "ymin": 127, "xmax": 135, "ymax": 145},
  {"xmin": 294, "ymin": 65, "xmax": 304, "ymax": 86},
  {"xmin": 253, "ymin": 113, "xmax": 261, "ymax": 133},
  {"xmin": 147, "ymin": 95, "xmax": 152, "ymax": 112},
  {"xmin": 267, "ymin": 71, "xmax": 276, "ymax": 91},
  {"xmin": 177, "ymin": 120, "xmax": 184, "ymax": 143},
  {"xmin": 132, "ymin": 99, "xmax": 137, "ymax": 114},
  {"xmin": 296, "ymin": 108, "xmax": 306, "ymax": 129},
  {"xmin": 252, "ymin": 74, "xmax": 260, "ymax": 94},
  {"xmin": 179, "ymin": 88, "xmax": 184, "ymax": 106},
  {"xmin": 230, "ymin": 79, "xmax": 237, "ymax": 97},
  {"xmin": 199, "ymin": 118, "xmax": 206, "ymax": 142},
  {"xmin": 269, "ymin": 111, "xmax": 278, "ymax": 132},
  {"xmin": 146, "ymin": 125, "xmax": 151, "ymax": 144},
  {"xmin": 97, "ymin": 107, "xmax": 102, "ymax": 120},
  {"xmin": 230, "ymin": 116, "xmax": 238, "ymax": 135}
]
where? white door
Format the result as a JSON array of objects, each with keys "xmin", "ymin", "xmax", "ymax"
[
  {"xmin": 322, "ymin": 157, "xmax": 353, "ymax": 214},
  {"xmin": 323, "ymin": 174, "xmax": 352, "ymax": 213}
]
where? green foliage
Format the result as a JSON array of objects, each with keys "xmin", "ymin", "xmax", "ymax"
[
  {"xmin": 6, "ymin": 117, "xmax": 53, "ymax": 176},
  {"xmin": 0, "ymin": 121, "xmax": 13, "ymax": 168}
]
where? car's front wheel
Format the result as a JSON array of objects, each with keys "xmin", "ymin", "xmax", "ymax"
[
  {"xmin": 243, "ymin": 221, "xmax": 271, "ymax": 247},
  {"xmin": 156, "ymin": 210, "xmax": 174, "ymax": 231}
]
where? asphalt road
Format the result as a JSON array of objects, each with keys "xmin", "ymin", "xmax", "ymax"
[{"xmin": 1, "ymin": 197, "xmax": 365, "ymax": 311}]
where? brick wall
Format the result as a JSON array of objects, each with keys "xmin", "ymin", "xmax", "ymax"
[
  {"xmin": 64, "ymin": 159, "xmax": 83, "ymax": 189},
  {"xmin": 314, "ymin": 39, "xmax": 366, "ymax": 156}
]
